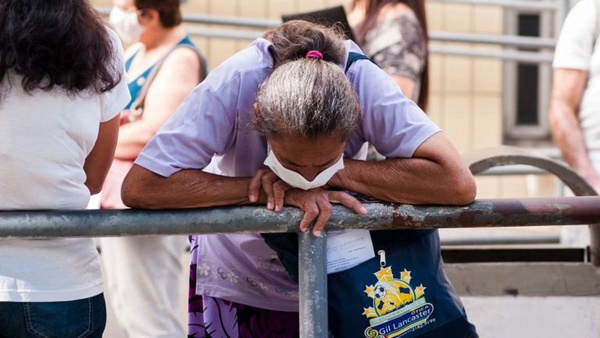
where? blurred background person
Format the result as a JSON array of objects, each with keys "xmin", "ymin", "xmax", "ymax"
[
  {"xmin": 348, "ymin": 0, "xmax": 429, "ymax": 110},
  {"xmin": 0, "ymin": 0, "xmax": 129, "ymax": 336},
  {"xmin": 348, "ymin": 0, "xmax": 429, "ymax": 161},
  {"xmin": 100, "ymin": 0, "xmax": 206, "ymax": 336},
  {"xmin": 549, "ymin": 0, "xmax": 599, "ymax": 246}
]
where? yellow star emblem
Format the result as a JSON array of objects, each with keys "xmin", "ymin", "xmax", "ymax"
[
  {"xmin": 364, "ymin": 285, "xmax": 375, "ymax": 298},
  {"xmin": 415, "ymin": 284, "xmax": 426, "ymax": 299},
  {"xmin": 400, "ymin": 268, "xmax": 412, "ymax": 283},
  {"xmin": 362, "ymin": 307, "xmax": 377, "ymax": 318},
  {"xmin": 374, "ymin": 266, "xmax": 393, "ymax": 282}
]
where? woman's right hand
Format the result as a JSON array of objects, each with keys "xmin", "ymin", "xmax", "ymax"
[{"xmin": 248, "ymin": 168, "xmax": 292, "ymax": 211}]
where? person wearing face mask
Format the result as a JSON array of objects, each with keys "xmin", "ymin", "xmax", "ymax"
[
  {"xmin": 121, "ymin": 20, "xmax": 478, "ymax": 338},
  {"xmin": 100, "ymin": 0, "xmax": 206, "ymax": 337},
  {"xmin": 263, "ymin": 146, "xmax": 345, "ymax": 191}
]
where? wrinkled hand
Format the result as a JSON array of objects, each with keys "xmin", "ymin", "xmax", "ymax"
[
  {"xmin": 248, "ymin": 168, "xmax": 291, "ymax": 211},
  {"xmin": 285, "ymin": 188, "xmax": 368, "ymax": 237}
]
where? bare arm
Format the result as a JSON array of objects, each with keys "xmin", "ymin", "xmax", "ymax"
[
  {"xmin": 115, "ymin": 48, "xmax": 201, "ymax": 160},
  {"xmin": 84, "ymin": 115, "xmax": 120, "ymax": 194},
  {"xmin": 549, "ymin": 68, "xmax": 600, "ymax": 191},
  {"xmin": 390, "ymin": 75, "xmax": 416, "ymax": 100},
  {"xmin": 122, "ymin": 164, "xmax": 366, "ymax": 238},
  {"xmin": 379, "ymin": 3, "xmax": 422, "ymax": 103},
  {"xmin": 122, "ymin": 165, "xmax": 265, "ymax": 209},
  {"xmin": 244, "ymin": 132, "xmax": 474, "ymax": 235},
  {"xmin": 329, "ymin": 132, "xmax": 476, "ymax": 205}
]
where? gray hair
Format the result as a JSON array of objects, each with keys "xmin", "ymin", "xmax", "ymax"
[{"xmin": 255, "ymin": 59, "xmax": 360, "ymax": 140}]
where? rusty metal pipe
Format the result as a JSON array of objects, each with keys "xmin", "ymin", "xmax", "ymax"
[
  {"xmin": 464, "ymin": 146, "xmax": 600, "ymax": 265},
  {"xmin": 0, "ymin": 197, "xmax": 599, "ymax": 238}
]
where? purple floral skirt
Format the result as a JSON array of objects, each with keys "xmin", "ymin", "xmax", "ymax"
[{"xmin": 188, "ymin": 262, "xmax": 300, "ymax": 338}]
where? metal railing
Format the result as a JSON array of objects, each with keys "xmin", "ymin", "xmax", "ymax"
[
  {"xmin": 3, "ymin": 198, "xmax": 600, "ymax": 238},
  {"xmin": 2, "ymin": 147, "xmax": 599, "ymax": 337},
  {"xmin": 430, "ymin": 0, "xmax": 563, "ymax": 10},
  {"xmin": 182, "ymin": 17, "xmax": 556, "ymax": 63},
  {"xmin": 98, "ymin": 0, "xmax": 563, "ymax": 64},
  {"xmin": 1, "ymin": 196, "xmax": 600, "ymax": 336}
]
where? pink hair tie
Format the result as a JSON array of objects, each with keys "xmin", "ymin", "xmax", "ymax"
[{"xmin": 306, "ymin": 50, "xmax": 323, "ymax": 59}]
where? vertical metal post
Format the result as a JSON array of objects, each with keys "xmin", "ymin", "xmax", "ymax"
[
  {"xmin": 298, "ymin": 232, "xmax": 328, "ymax": 338},
  {"xmin": 588, "ymin": 226, "xmax": 600, "ymax": 265}
]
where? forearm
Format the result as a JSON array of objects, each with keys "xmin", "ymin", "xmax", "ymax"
[
  {"xmin": 114, "ymin": 123, "xmax": 155, "ymax": 160},
  {"xmin": 114, "ymin": 143, "xmax": 145, "ymax": 160},
  {"xmin": 548, "ymin": 68, "xmax": 595, "ymax": 182},
  {"xmin": 121, "ymin": 164, "xmax": 266, "ymax": 209},
  {"xmin": 84, "ymin": 115, "xmax": 119, "ymax": 194},
  {"xmin": 550, "ymin": 100, "xmax": 599, "ymax": 183},
  {"xmin": 329, "ymin": 157, "xmax": 475, "ymax": 205},
  {"xmin": 390, "ymin": 75, "xmax": 416, "ymax": 101}
]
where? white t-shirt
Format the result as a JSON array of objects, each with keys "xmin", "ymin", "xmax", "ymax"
[
  {"xmin": 0, "ymin": 29, "xmax": 130, "ymax": 302},
  {"xmin": 553, "ymin": 0, "xmax": 600, "ymax": 160}
]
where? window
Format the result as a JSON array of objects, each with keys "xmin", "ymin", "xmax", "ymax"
[{"xmin": 503, "ymin": 9, "xmax": 555, "ymax": 144}]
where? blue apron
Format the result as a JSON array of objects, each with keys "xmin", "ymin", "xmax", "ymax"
[
  {"xmin": 329, "ymin": 229, "xmax": 478, "ymax": 338},
  {"xmin": 263, "ymin": 230, "xmax": 478, "ymax": 338}
]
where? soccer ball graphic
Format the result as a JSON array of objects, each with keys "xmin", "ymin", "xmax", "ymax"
[{"xmin": 374, "ymin": 285, "xmax": 387, "ymax": 299}]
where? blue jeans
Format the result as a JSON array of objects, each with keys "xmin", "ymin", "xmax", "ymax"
[{"xmin": 0, "ymin": 293, "xmax": 106, "ymax": 338}]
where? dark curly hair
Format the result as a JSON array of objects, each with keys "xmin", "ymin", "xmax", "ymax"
[{"xmin": 0, "ymin": 0, "xmax": 122, "ymax": 101}]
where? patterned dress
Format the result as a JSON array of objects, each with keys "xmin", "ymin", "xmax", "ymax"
[
  {"xmin": 361, "ymin": 9, "xmax": 426, "ymax": 161},
  {"xmin": 360, "ymin": 9, "xmax": 426, "ymax": 103},
  {"xmin": 187, "ymin": 236, "xmax": 300, "ymax": 338}
]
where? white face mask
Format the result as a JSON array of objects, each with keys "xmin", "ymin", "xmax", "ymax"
[
  {"xmin": 264, "ymin": 149, "xmax": 345, "ymax": 191},
  {"xmin": 109, "ymin": 6, "xmax": 144, "ymax": 45}
]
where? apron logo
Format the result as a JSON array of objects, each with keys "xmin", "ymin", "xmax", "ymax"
[{"xmin": 362, "ymin": 265, "xmax": 435, "ymax": 338}]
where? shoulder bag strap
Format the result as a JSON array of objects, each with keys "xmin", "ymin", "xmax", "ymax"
[
  {"xmin": 129, "ymin": 43, "xmax": 208, "ymax": 117},
  {"xmin": 344, "ymin": 52, "xmax": 374, "ymax": 73}
]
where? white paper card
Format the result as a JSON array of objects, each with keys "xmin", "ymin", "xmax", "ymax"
[{"xmin": 326, "ymin": 229, "xmax": 375, "ymax": 274}]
